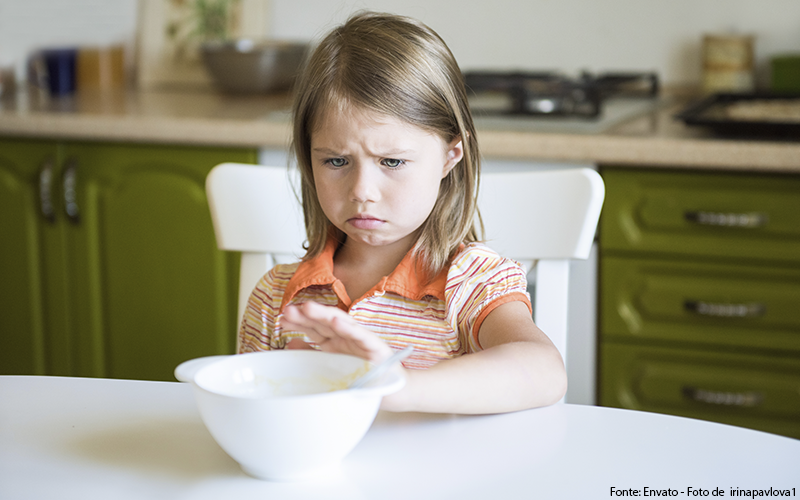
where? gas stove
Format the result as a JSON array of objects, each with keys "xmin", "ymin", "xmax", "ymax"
[{"xmin": 464, "ymin": 71, "xmax": 662, "ymax": 134}]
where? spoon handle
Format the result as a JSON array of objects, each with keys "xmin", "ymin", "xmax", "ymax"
[{"xmin": 348, "ymin": 345, "xmax": 414, "ymax": 389}]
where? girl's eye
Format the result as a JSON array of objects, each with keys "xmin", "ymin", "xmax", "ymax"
[
  {"xmin": 326, "ymin": 157, "xmax": 347, "ymax": 168},
  {"xmin": 382, "ymin": 158, "xmax": 405, "ymax": 168}
]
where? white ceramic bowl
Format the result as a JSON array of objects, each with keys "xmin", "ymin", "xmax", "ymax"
[{"xmin": 175, "ymin": 350, "xmax": 404, "ymax": 481}]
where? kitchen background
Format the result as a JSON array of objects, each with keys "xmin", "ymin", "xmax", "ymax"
[
  {"xmin": 1, "ymin": 0, "xmax": 800, "ymax": 89},
  {"xmin": 2, "ymin": 0, "xmax": 799, "ymax": 435}
]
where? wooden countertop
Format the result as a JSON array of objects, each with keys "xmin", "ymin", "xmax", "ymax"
[
  {"xmin": 0, "ymin": 89, "xmax": 295, "ymax": 149},
  {"xmin": 2, "ymin": 88, "xmax": 799, "ymax": 173}
]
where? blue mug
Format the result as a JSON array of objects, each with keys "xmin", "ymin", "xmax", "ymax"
[{"xmin": 42, "ymin": 48, "xmax": 78, "ymax": 96}]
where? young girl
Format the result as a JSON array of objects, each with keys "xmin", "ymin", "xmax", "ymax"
[{"xmin": 239, "ymin": 11, "xmax": 567, "ymax": 414}]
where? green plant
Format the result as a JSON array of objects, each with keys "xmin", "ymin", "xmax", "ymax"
[
  {"xmin": 166, "ymin": 0, "xmax": 241, "ymax": 46},
  {"xmin": 192, "ymin": 0, "xmax": 237, "ymax": 41}
]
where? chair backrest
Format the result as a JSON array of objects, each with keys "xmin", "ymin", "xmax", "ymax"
[
  {"xmin": 206, "ymin": 163, "xmax": 306, "ymax": 342},
  {"xmin": 206, "ymin": 163, "xmax": 605, "ymax": 368},
  {"xmin": 478, "ymin": 168, "xmax": 605, "ymax": 369}
]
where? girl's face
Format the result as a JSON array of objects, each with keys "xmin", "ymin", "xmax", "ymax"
[{"xmin": 310, "ymin": 106, "xmax": 463, "ymax": 255}]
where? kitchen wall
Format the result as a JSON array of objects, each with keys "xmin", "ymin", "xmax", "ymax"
[
  {"xmin": 0, "ymin": 0, "xmax": 800, "ymax": 84},
  {"xmin": 271, "ymin": 0, "xmax": 800, "ymax": 88},
  {"xmin": 0, "ymin": 0, "xmax": 138, "ymax": 78},
  {"xmin": 1, "ymin": 0, "xmax": 799, "ymax": 88}
]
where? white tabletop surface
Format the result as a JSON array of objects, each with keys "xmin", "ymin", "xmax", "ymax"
[{"xmin": 1, "ymin": 376, "xmax": 798, "ymax": 500}]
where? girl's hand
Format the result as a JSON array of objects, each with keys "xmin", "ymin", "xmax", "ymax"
[{"xmin": 281, "ymin": 302, "xmax": 394, "ymax": 363}]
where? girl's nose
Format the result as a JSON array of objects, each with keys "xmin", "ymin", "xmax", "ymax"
[{"xmin": 349, "ymin": 163, "xmax": 379, "ymax": 203}]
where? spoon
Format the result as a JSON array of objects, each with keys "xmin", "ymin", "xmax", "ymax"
[{"xmin": 348, "ymin": 345, "xmax": 414, "ymax": 389}]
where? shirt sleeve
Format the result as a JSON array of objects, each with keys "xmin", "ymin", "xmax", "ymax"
[
  {"xmin": 444, "ymin": 244, "xmax": 532, "ymax": 353},
  {"xmin": 238, "ymin": 263, "xmax": 299, "ymax": 353}
]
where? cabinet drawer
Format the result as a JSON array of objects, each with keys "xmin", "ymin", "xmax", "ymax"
[
  {"xmin": 600, "ymin": 342, "xmax": 800, "ymax": 438},
  {"xmin": 600, "ymin": 168, "xmax": 800, "ymax": 264},
  {"xmin": 601, "ymin": 256, "xmax": 800, "ymax": 352}
]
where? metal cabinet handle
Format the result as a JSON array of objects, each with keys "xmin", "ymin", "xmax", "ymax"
[
  {"xmin": 682, "ymin": 386, "xmax": 763, "ymax": 407},
  {"xmin": 684, "ymin": 210, "xmax": 768, "ymax": 228},
  {"xmin": 38, "ymin": 158, "xmax": 56, "ymax": 223},
  {"xmin": 62, "ymin": 157, "xmax": 80, "ymax": 224},
  {"xmin": 684, "ymin": 300, "xmax": 765, "ymax": 318}
]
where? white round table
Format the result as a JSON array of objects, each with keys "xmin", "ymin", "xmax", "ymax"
[{"xmin": 1, "ymin": 376, "xmax": 797, "ymax": 499}]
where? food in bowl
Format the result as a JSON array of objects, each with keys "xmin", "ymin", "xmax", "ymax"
[{"xmin": 175, "ymin": 350, "xmax": 404, "ymax": 480}]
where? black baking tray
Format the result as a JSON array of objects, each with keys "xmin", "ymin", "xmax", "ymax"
[{"xmin": 676, "ymin": 92, "xmax": 800, "ymax": 138}]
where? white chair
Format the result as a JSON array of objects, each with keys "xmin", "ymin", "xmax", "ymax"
[
  {"xmin": 206, "ymin": 163, "xmax": 307, "ymax": 353},
  {"xmin": 206, "ymin": 163, "xmax": 605, "ymax": 370},
  {"xmin": 477, "ymin": 168, "xmax": 605, "ymax": 370}
]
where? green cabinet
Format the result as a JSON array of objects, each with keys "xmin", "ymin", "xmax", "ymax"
[
  {"xmin": 0, "ymin": 138, "xmax": 257, "ymax": 380},
  {"xmin": 601, "ymin": 169, "xmax": 800, "ymax": 264},
  {"xmin": 0, "ymin": 140, "xmax": 52, "ymax": 375},
  {"xmin": 601, "ymin": 256, "xmax": 800, "ymax": 352},
  {"xmin": 599, "ymin": 167, "xmax": 800, "ymax": 438},
  {"xmin": 601, "ymin": 343, "xmax": 800, "ymax": 439}
]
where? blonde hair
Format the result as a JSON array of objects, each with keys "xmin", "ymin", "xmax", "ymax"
[{"xmin": 291, "ymin": 11, "xmax": 482, "ymax": 277}]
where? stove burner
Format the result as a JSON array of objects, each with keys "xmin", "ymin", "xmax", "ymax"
[{"xmin": 464, "ymin": 71, "xmax": 659, "ymax": 118}]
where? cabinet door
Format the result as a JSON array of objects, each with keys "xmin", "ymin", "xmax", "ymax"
[
  {"xmin": 0, "ymin": 139, "xmax": 74, "ymax": 375},
  {"xmin": 0, "ymin": 139, "xmax": 49, "ymax": 374},
  {"xmin": 62, "ymin": 142, "xmax": 256, "ymax": 380},
  {"xmin": 600, "ymin": 342, "xmax": 800, "ymax": 438},
  {"xmin": 600, "ymin": 168, "xmax": 800, "ymax": 265},
  {"xmin": 601, "ymin": 256, "xmax": 800, "ymax": 352}
]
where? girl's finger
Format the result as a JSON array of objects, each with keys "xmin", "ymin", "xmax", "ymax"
[
  {"xmin": 282, "ymin": 302, "xmax": 393, "ymax": 362},
  {"xmin": 287, "ymin": 303, "xmax": 357, "ymax": 341},
  {"xmin": 280, "ymin": 318, "xmax": 332, "ymax": 348},
  {"xmin": 330, "ymin": 315, "xmax": 393, "ymax": 361},
  {"xmin": 281, "ymin": 316, "xmax": 335, "ymax": 344},
  {"xmin": 297, "ymin": 301, "xmax": 356, "ymax": 327}
]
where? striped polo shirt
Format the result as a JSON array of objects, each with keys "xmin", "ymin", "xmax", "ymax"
[{"xmin": 239, "ymin": 238, "xmax": 531, "ymax": 369}]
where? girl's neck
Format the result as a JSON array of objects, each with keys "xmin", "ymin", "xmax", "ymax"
[{"xmin": 333, "ymin": 237, "xmax": 415, "ymax": 302}]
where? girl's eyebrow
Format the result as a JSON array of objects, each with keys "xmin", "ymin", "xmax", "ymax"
[
  {"xmin": 312, "ymin": 147, "xmax": 342, "ymax": 155},
  {"xmin": 380, "ymin": 149, "xmax": 416, "ymax": 156},
  {"xmin": 311, "ymin": 147, "xmax": 417, "ymax": 156}
]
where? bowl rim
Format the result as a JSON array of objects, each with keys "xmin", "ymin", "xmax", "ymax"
[
  {"xmin": 184, "ymin": 350, "xmax": 405, "ymax": 401},
  {"xmin": 200, "ymin": 38, "xmax": 308, "ymax": 53}
]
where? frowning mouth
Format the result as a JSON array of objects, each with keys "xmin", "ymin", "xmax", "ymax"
[{"xmin": 347, "ymin": 215, "xmax": 384, "ymax": 229}]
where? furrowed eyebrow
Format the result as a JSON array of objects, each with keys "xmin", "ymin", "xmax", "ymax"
[
  {"xmin": 312, "ymin": 147, "xmax": 343, "ymax": 155},
  {"xmin": 311, "ymin": 147, "xmax": 417, "ymax": 156},
  {"xmin": 381, "ymin": 149, "xmax": 415, "ymax": 156}
]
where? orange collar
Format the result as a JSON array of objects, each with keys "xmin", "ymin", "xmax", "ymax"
[{"xmin": 281, "ymin": 237, "xmax": 450, "ymax": 311}]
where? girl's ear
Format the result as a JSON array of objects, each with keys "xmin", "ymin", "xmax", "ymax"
[{"xmin": 442, "ymin": 137, "xmax": 464, "ymax": 178}]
